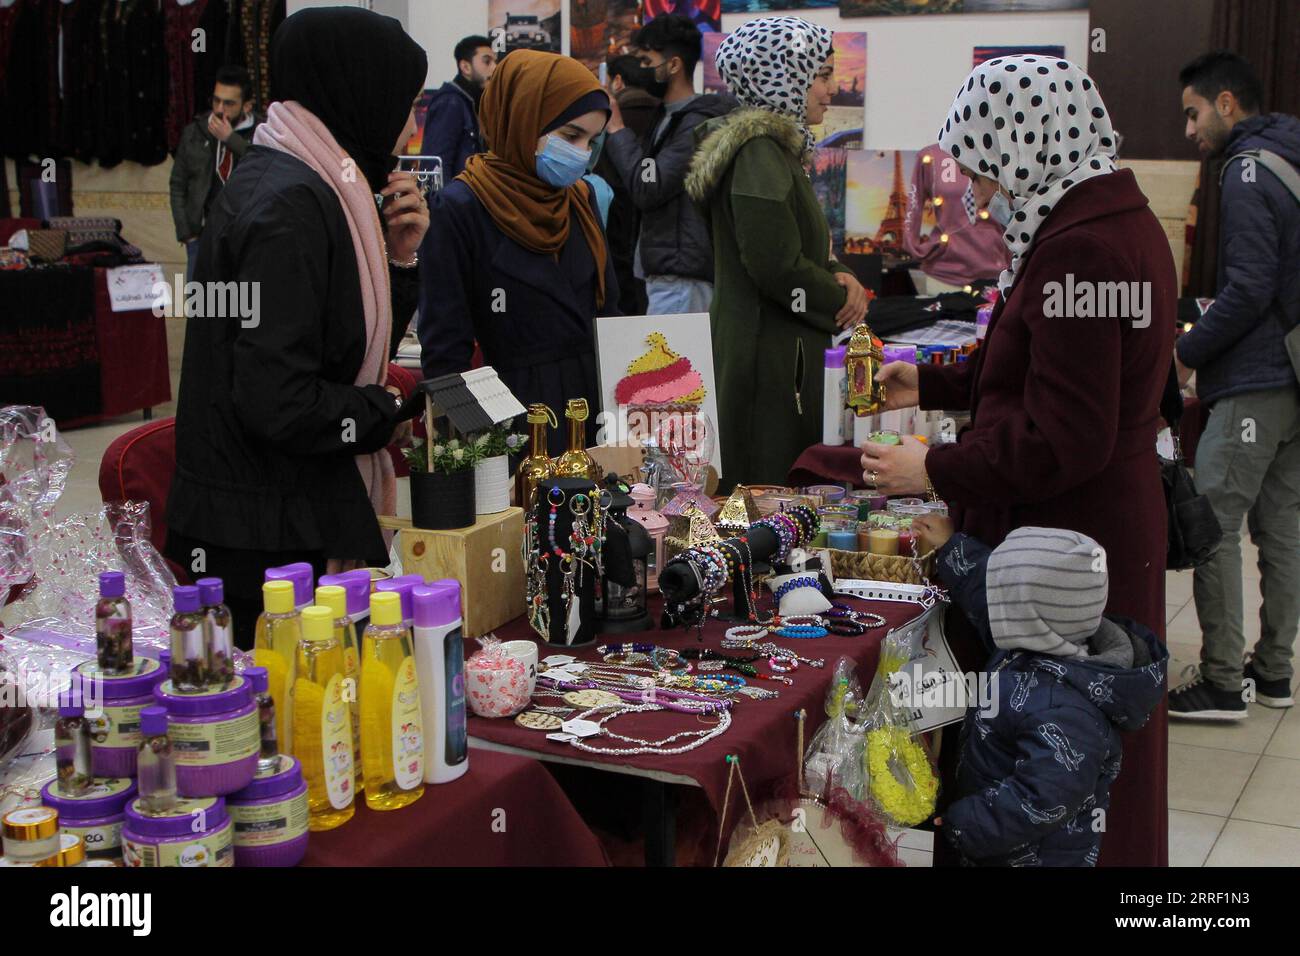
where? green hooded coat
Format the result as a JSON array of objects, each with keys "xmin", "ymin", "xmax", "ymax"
[{"xmin": 686, "ymin": 107, "xmax": 852, "ymax": 491}]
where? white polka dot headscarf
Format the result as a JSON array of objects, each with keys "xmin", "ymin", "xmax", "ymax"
[
  {"xmin": 937, "ymin": 55, "xmax": 1119, "ymax": 293},
  {"xmin": 715, "ymin": 16, "xmax": 834, "ymax": 156}
]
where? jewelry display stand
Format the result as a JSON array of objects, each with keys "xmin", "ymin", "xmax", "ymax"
[
  {"xmin": 529, "ymin": 478, "xmax": 601, "ymax": 647},
  {"xmin": 659, "ymin": 524, "xmax": 781, "ymax": 628}
]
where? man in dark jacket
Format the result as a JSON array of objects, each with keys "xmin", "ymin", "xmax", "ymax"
[
  {"xmin": 169, "ymin": 66, "xmax": 264, "ymax": 281},
  {"xmin": 595, "ymin": 56, "xmax": 661, "ymax": 316},
  {"xmin": 912, "ymin": 520, "xmax": 1169, "ymax": 867},
  {"xmin": 420, "ymin": 35, "xmax": 496, "ymax": 180},
  {"xmin": 603, "ymin": 15, "xmax": 734, "ymax": 315},
  {"xmin": 1171, "ymin": 52, "xmax": 1300, "ymax": 720}
]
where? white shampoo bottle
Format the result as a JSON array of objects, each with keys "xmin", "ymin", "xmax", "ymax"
[{"xmin": 412, "ymin": 581, "xmax": 468, "ymax": 784}]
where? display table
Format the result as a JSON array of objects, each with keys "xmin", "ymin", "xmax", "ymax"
[
  {"xmin": 467, "ymin": 595, "xmax": 924, "ymax": 866},
  {"xmin": 0, "ymin": 265, "xmax": 170, "ymax": 427},
  {"xmin": 302, "ymin": 748, "xmax": 609, "ymax": 867}
]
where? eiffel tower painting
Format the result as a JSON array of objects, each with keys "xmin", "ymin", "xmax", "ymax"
[{"xmin": 873, "ymin": 149, "xmax": 907, "ymax": 255}]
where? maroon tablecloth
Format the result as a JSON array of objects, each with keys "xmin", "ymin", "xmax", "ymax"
[
  {"xmin": 83, "ymin": 268, "xmax": 171, "ymax": 423},
  {"xmin": 302, "ymin": 747, "xmax": 609, "ymax": 867},
  {"xmin": 468, "ymin": 596, "xmax": 924, "ymax": 856}
]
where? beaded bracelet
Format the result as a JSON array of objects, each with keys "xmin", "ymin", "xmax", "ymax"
[
  {"xmin": 825, "ymin": 604, "xmax": 859, "ymax": 619},
  {"xmin": 826, "ymin": 620, "xmax": 868, "ymax": 637},
  {"xmin": 695, "ymin": 674, "xmax": 745, "ymax": 692},
  {"xmin": 774, "ymin": 625, "xmax": 828, "ymax": 639},
  {"xmin": 650, "ymin": 648, "xmax": 685, "ymax": 670},
  {"xmin": 772, "ymin": 513, "xmax": 800, "ymax": 550},
  {"xmin": 774, "ymin": 575, "xmax": 820, "ymax": 602},
  {"xmin": 753, "ymin": 516, "xmax": 795, "ymax": 562},
  {"xmin": 786, "ymin": 505, "xmax": 819, "ymax": 544},
  {"xmin": 725, "ymin": 624, "xmax": 769, "ymax": 642},
  {"xmin": 768, "ymin": 655, "xmax": 798, "ymax": 673},
  {"xmin": 603, "ymin": 652, "xmax": 652, "ymax": 666},
  {"xmin": 780, "ymin": 615, "xmax": 826, "ymax": 628},
  {"xmin": 598, "ymin": 642, "xmax": 657, "ymax": 654}
]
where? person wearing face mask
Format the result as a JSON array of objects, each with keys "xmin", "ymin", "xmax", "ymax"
[
  {"xmin": 603, "ymin": 14, "xmax": 736, "ymax": 316},
  {"xmin": 594, "ymin": 55, "xmax": 663, "ymax": 315},
  {"xmin": 684, "ymin": 16, "xmax": 870, "ymax": 491},
  {"xmin": 165, "ymin": 8, "xmax": 430, "ymax": 648},
  {"xmin": 864, "ymin": 56, "xmax": 1176, "ymax": 867},
  {"xmin": 417, "ymin": 50, "xmax": 619, "ymax": 453}
]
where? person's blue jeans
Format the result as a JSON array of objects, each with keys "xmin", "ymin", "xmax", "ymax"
[{"xmin": 645, "ymin": 275, "xmax": 713, "ymax": 316}]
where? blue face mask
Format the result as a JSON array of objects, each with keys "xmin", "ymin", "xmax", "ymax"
[
  {"xmin": 536, "ymin": 135, "xmax": 591, "ymax": 188},
  {"xmin": 987, "ymin": 190, "xmax": 1013, "ymax": 228}
]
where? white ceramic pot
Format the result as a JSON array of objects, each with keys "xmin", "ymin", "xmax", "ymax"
[{"xmin": 474, "ymin": 455, "xmax": 510, "ymax": 515}]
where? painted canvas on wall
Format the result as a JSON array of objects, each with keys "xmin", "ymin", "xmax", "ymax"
[
  {"xmin": 811, "ymin": 32, "xmax": 866, "ymax": 149},
  {"xmin": 722, "ymin": 1, "xmax": 837, "ymax": 10},
  {"xmin": 595, "ymin": 315, "xmax": 723, "ymax": 473},
  {"xmin": 643, "ymin": 0, "xmax": 722, "ymax": 32},
  {"xmin": 489, "ymin": 0, "xmax": 561, "ymax": 56},
  {"xmin": 973, "ymin": 44, "xmax": 1065, "ymax": 66},
  {"xmin": 810, "ymin": 147, "xmax": 849, "ymax": 257},
  {"xmin": 840, "ymin": 0, "xmax": 963, "ymax": 16},
  {"xmin": 844, "ymin": 149, "xmax": 920, "ymax": 258},
  {"xmin": 965, "ymin": 0, "xmax": 1086, "ymax": 11},
  {"xmin": 571, "ymin": 0, "xmax": 610, "ymax": 73},
  {"xmin": 702, "ymin": 32, "xmax": 727, "ymax": 94},
  {"xmin": 607, "ymin": 0, "xmax": 643, "ymax": 60}
]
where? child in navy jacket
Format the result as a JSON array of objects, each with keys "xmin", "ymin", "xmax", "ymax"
[{"xmin": 912, "ymin": 518, "xmax": 1169, "ymax": 867}]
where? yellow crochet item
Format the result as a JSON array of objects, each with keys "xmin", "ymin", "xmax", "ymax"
[{"xmin": 866, "ymin": 726, "xmax": 939, "ymax": 827}]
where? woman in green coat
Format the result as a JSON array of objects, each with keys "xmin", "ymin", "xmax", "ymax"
[{"xmin": 686, "ymin": 16, "xmax": 869, "ymax": 491}]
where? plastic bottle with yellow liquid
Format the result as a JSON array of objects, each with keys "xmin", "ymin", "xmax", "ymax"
[
  {"xmin": 360, "ymin": 591, "xmax": 424, "ymax": 811},
  {"xmin": 315, "ymin": 584, "xmax": 362, "ymax": 792},
  {"xmin": 254, "ymin": 581, "xmax": 301, "ymax": 755},
  {"xmin": 293, "ymin": 606, "xmax": 355, "ymax": 830}
]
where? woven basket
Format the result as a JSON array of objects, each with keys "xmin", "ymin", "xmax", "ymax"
[{"xmin": 827, "ymin": 548, "xmax": 934, "ymax": 585}]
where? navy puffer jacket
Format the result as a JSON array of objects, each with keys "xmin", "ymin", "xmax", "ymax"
[{"xmin": 1177, "ymin": 113, "xmax": 1300, "ymax": 404}]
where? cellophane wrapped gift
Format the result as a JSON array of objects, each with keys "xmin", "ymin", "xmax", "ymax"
[
  {"xmin": 1, "ymin": 406, "xmax": 74, "ymax": 608},
  {"xmin": 464, "ymin": 636, "xmax": 530, "ymax": 718},
  {"xmin": 857, "ymin": 629, "xmax": 940, "ymax": 828},
  {"xmin": 803, "ymin": 656, "xmax": 867, "ymax": 801}
]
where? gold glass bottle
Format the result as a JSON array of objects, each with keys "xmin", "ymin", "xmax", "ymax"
[
  {"xmin": 553, "ymin": 398, "xmax": 600, "ymax": 481},
  {"xmin": 515, "ymin": 403, "xmax": 556, "ymax": 509}
]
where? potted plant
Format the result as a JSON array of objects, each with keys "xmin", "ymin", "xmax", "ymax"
[
  {"xmin": 404, "ymin": 434, "xmax": 483, "ymax": 530},
  {"xmin": 471, "ymin": 421, "xmax": 528, "ymax": 515}
]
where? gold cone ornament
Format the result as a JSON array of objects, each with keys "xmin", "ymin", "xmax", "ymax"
[
  {"xmin": 715, "ymin": 486, "xmax": 762, "ymax": 535},
  {"xmin": 664, "ymin": 504, "xmax": 723, "ymax": 562}
]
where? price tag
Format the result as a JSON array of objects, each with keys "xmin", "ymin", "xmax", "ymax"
[
  {"xmin": 542, "ymin": 655, "xmax": 577, "ymax": 666},
  {"xmin": 545, "ymin": 733, "xmax": 578, "ymax": 743},
  {"xmin": 560, "ymin": 719, "xmax": 602, "ymax": 738}
]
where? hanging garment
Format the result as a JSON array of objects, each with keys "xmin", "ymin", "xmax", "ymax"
[{"xmin": 164, "ymin": 0, "xmax": 210, "ymax": 153}]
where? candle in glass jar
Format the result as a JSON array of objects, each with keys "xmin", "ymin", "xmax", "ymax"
[
  {"xmin": 867, "ymin": 528, "xmax": 900, "ymax": 556},
  {"xmin": 828, "ymin": 530, "xmax": 859, "ymax": 551},
  {"xmin": 898, "ymin": 529, "xmax": 916, "ymax": 557}
]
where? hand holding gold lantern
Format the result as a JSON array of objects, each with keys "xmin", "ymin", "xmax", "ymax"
[{"xmin": 845, "ymin": 322, "xmax": 887, "ymax": 416}]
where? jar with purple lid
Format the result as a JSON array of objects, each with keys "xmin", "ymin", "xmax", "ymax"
[
  {"xmin": 75, "ymin": 658, "xmax": 166, "ymax": 777},
  {"xmin": 121, "ymin": 796, "xmax": 233, "ymax": 867},
  {"xmin": 153, "ymin": 676, "xmax": 259, "ymax": 797},
  {"xmin": 227, "ymin": 754, "xmax": 309, "ymax": 867},
  {"xmin": 40, "ymin": 777, "xmax": 137, "ymax": 861}
]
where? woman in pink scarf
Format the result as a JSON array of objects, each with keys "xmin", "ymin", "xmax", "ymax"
[{"xmin": 166, "ymin": 8, "xmax": 430, "ymax": 648}]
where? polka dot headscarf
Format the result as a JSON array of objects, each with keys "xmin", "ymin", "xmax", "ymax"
[
  {"xmin": 715, "ymin": 16, "xmax": 834, "ymax": 157},
  {"xmin": 937, "ymin": 55, "xmax": 1119, "ymax": 293}
]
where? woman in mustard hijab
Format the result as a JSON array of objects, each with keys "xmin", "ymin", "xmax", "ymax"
[{"xmin": 418, "ymin": 50, "xmax": 618, "ymax": 450}]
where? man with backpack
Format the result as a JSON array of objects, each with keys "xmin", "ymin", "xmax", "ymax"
[{"xmin": 1170, "ymin": 51, "xmax": 1300, "ymax": 720}]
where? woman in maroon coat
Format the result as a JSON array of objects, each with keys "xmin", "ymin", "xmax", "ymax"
[{"xmin": 863, "ymin": 56, "xmax": 1175, "ymax": 866}]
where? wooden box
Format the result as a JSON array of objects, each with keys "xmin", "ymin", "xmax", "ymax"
[{"xmin": 378, "ymin": 507, "xmax": 525, "ymax": 639}]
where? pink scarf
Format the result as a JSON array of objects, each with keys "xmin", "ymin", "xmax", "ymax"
[{"xmin": 254, "ymin": 101, "xmax": 397, "ymax": 540}]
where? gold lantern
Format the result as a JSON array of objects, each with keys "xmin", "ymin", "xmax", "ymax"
[{"xmin": 845, "ymin": 322, "xmax": 887, "ymax": 416}]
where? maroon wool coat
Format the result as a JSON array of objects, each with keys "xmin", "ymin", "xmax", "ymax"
[{"xmin": 919, "ymin": 169, "xmax": 1176, "ymax": 868}]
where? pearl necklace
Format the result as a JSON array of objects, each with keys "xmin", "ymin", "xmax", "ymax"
[{"xmin": 566, "ymin": 703, "xmax": 733, "ymax": 756}]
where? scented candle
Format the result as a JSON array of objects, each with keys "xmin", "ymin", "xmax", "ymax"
[
  {"xmin": 868, "ymin": 528, "xmax": 900, "ymax": 556},
  {"xmin": 121, "ymin": 796, "xmax": 234, "ymax": 867}
]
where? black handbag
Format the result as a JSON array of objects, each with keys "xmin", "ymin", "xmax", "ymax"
[{"xmin": 1159, "ymin": 363, "xmax": 1223, "ymax": 570}]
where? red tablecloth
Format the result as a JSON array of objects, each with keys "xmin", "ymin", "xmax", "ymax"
[
  {"xmin": 85, "ymin": 267, "xmax": 171, "ymax": 421},
  {"xmin": 302, "ymin": 748, "xmax": 609, "ymax": 867},
  {"xmin": 467, "ymin": 596, "xmax": 924, "ymax": 857},
  {"xmin": 788, "ymin": 400, "xmax": 1211, "ymax": 488}
]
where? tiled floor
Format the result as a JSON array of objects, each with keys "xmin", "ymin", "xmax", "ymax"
[{"xmin": 28, "ymin": 405, "xmax": 1300, "ymax": 866}]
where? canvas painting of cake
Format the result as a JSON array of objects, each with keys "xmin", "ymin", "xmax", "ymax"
[{"xmin": 595, "ymin": 313, "xmax": 724, "ymax": 474}]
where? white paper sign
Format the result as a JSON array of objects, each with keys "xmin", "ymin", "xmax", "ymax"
[
  {"xmin": 106, "ymin": 264, "xmax": 168, "ymax": 314},
  {"xmin": 1156, "ymin": 426, "xmax": 1176, "ymax": 461},
  {"xmin": 560, "ymin": 719, "xmax": 602, "ymax": 738},
  {"xmin": 885, "ymin": 605, "xmax": 970, "ymax": 734}
]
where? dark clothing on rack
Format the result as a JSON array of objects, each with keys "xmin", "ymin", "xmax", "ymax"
[
  {"xmin": 224, "ymin": 0, "xmax": 283, "ymax": 113},
  {"xmin": 56, "ymin": 0, "xmax": 105, "ymax": 163},
  {"xmin": 92, "ymin": 0, "xmax": 168, "ymax": 168},
  {"xmin": 417, "ymin": 178, "xmax": 620, "ymax": 452},
  {"xmin": 166, "ymin": 146, "xmax": 417, "ymax": 572},
  {"xmin": 164, "ymin": 0, "xmax": 210, "ymax": 154},
  {"xmin": 192, "ymin": 0, "xmax": 230, "ymax": 123},
  {"xmin": 1, "ymin": 0, "xmax": 54, "ymax": 160}
]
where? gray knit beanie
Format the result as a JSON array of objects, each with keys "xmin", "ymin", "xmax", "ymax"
[{"xmin": 986, "ymin": 527, "xmax": 1108, "ymax": 658}]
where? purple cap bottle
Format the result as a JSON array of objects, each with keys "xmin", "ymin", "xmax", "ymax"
[
  {"xmin": 196, "ymin": 577, "xmax": 224, "ymax": 606},
  {"xmin": 140, "ymin": 706, "xmax": 168, "ymax": 738},
  {"xmin": 173, "ymin": 586, "xmax": 201, "ymax": 614},
  {"xmin": 99, "ymin": 571, "xmax": 126, "ymax": 598},
  {"xmin": 412, "ymin": 582, "xmax": 461, "ymax": 629},
  {"xmin": 265, "ymin": 563, "xmax": 314, "ymax": 609},
  {"xmin": 376, "ymin": 574, "xmax": 423, "ymax": 624},
  {"xmin": 244, "ymin": 666, "xmax": 269, "ymax": 695},
  {"xmin": 318, "ymin": 570, "xmax": 371, "ymax": 620}
]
